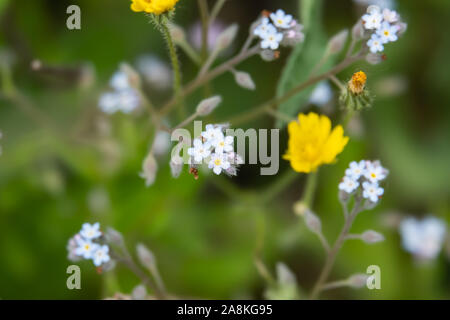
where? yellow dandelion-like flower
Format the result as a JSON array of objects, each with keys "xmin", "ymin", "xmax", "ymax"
[
  {"xmin": 131, "ymin": 0, "xmax": 179, "ymax": 15},
  {"xmin": 283, "ymin": 112, "xmax": 349, "ymax": 173}
]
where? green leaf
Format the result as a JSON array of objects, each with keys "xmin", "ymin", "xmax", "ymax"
[{"xmin": 275, "ymin": 0, "xmax": 332, "ymax": 128}]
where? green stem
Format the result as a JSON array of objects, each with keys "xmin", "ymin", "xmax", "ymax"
[
  {"xmin": 161, "ymin": 19, "xmax": 184, "ymax": 119},
  {"xmin": 301, "ymin": 171, "xmax": 318, "ymax": 209}
]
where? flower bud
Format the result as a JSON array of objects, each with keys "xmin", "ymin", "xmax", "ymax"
[
  {"xmin": 136, "ymin": 243, "xmax": 156, "ymax": 270},
  {"xmin": 139, "ymin": 153, "xmax": 158, "ymax": 187},
  {"xmin": 168, "ymin": 23, "xmax": 186, "ymax": 43},
  {"xmin": 327, "ymin": 29, "xmax": 349, "ymax": 54},
  {"xmin": 105, "ymin": 227, "xmax": 125, "ymax": 247},
  {"xmin": 260, "ymin": 49, "xmax": 277, "ymax": 62},
  {"xmin": 170, "ymin": 158, "xmax": 183, "ymax": 178},
  {"xmin": 276, "ymin": 262, "xmax": 297, "ymax": 285},
  {"xmin": 396, "ymin": 22, "xmax": 408, "ymax": 36},
  {"xmin": 361, "ymin": 230, "xmax": 385, "ymax": 244},
  {"xmin": 351, "ymin": 21, "xmax": 365, "ymax": 40},
  {"xmin": 196, "ymin": 95, "xmax": 222, "ymax": 116},
  {"xmin": 347, "ymin": 273, "xmax": 368, "ymax": 288},
  {"xmin": 363, "ymin": 199, "xmax": 379, "ymax": 210},
  {"xmin": 131, "ymin": 285, "xmax": 147, "ymax": 300},
  {"xmin": 216, "ymin": 24, "xmax": 238, "ymax": 51},
  {"xmin": 366, "ymin": 53, "xmax": 383, "ymax": 65},
  {"xmin": 233, "ymin": 70, "xmax": 256, "ymax": 90},
  {"xmin": 304, "ymin": 209, "xmax": 322, "ymax": 234},
  {"xmin": 293, "ymin": 201, "xmax": 308, "ymax": 216},
  {"xmin": 339, "ymin": 190, "xmax": 350, "ymax": 203}
]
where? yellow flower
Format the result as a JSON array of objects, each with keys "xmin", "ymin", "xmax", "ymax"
[
  {"xmin": 283, "ymin": 112, "xmax": 349, "ymax": 173},
  {"xmin": 131, "ymin": 0, "xmax": 179, "ymax": 15}
]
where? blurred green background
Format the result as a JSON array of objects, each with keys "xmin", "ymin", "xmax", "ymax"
[{"xmin": 0, "ymin": 0, "xmax": 449, "ymax": 299}]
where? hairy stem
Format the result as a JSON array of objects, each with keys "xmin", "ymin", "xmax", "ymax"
[{"xmin": 160, "ymin": 19, "xmax": 183, "ymax": 118}]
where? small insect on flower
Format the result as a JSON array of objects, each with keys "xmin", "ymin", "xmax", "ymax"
[
  {"xmin": 130, "ymin": 0, "xmax": 179, "ymax": 15},
  {"xmin": 270, "ymin": 9, "xmax": 294, "ymax": 29},
  {"xmin": 348, "ymin": 71, "xmax": 367, "ymax": 95},
  {"xmin": 283, "ymin": 113, "xmax": 349, "ymax": 173},
  {"xmin": 339, "ymin": 176, "xmax": 360, "ymax": 193},
  {"xmin": 362, "ymin": 181, "xmax": 384, "ymax": 203}
]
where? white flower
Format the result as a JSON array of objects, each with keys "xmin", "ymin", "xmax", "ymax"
[
  {"xmin": 116, "ymin": 89, "xmax": 140, "ymax": 113},
  {"xmin": 345, "ymin": 160, "xmax": 367, "ymax": 180},
  {"xmin": 110, "ymin": 71, "xmax": 130, "ymax": 91},
  {"xmin": 208, "ymin": 153, "xmax": 230, "ymax": 175},
  {"xmin": 80, "ymin": 222, "xmax": 102, "ymax": 240},
  {"xmin": 254, "ymin": 17, "xmax": 277, "ymax": 39},
  {"xmin": 75, "ymin": 239, "xmax": 99, "ymax": 259},
  {"xmin": 382, "ymin": 8, "xmax": 399, "ymax": 23},
  {"xmin": 309, "ymin": 81, "xmax": 333, "ymax": 106},
  {"xmin": 188, "ymin": 138, "xmax": 211, "ymax": 163},
  {"xmin": 362, "ymin": 181, "xmax": 384, "ymax": 202},
  {"xmin": 376, "ymin": 21, "xmax": 399, "ymax": 43},
  {"xmin": 367, "ymin": 34, "xmax": 384, "ymax": 53},
  {"xmin": 364, "ymin": 161, "xmax": 388, "ymax": 183},
  {"xmin": 201, "ymin": 124, "xmax": 224, "ymax": 146},
  {"xmin": 339, "ymin": 176, "xmax": 360, "ymax": 193},
  {"xmin": 214, "ymin": 136, "xmax": 234, "ymax": 154},
  {"xmin": 99, "ymin": 92, "xmax": 119, "ymax": 114},
  {"xmin": 260, "ymin": 29, "xmax": 284, "ymax": 50},
  {"xmin": 92, "ymin": 245, "xmax": 111, "ymax": 267},
  {"xmin": 270, "ymin": 9, "xmax": 293, "ymax": 29},
  {"xmin": 400, "ymin": 217, "xmax": 447, "ymax": 260},
  {"xmin": 362, "ymin": 11, "xmax": 383, "ymax": 30}
]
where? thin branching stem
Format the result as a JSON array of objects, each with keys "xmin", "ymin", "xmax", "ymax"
[
  {"xmin": 309, "ymin": 196, "xmax": 363, "ymax": 300},
  {"xmin": 229, "ymin": 52, "xmax": 365, "ymax": 126}
]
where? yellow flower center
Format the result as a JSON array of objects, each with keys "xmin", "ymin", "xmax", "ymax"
[
  {"xmin": 384, "ymin": 31, "xmax": 389, "ymax": 36},
  {"xmin": 371, "ymin": 173, "xmax": 377, "ymax": 178},
  {"xmin": 214, "ymin": 159, "xmax": 221, "ymax": 166}
]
